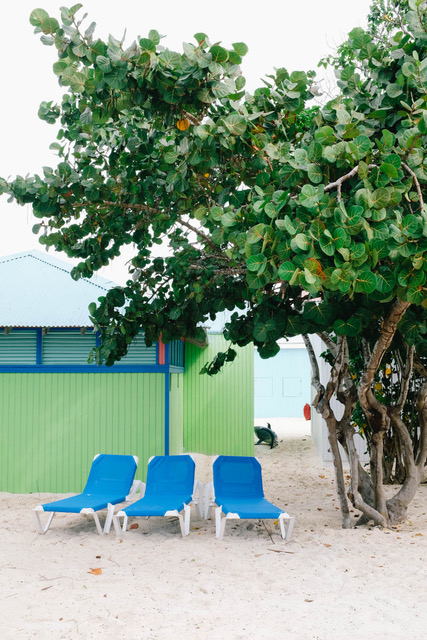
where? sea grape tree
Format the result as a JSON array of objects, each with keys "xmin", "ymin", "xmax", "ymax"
[{"xmin": 1, "ymin": 1, "xmax": 427, "ymax": 527}]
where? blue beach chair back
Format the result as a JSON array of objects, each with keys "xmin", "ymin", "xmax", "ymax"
[
  {"xmin": 83, "ymin": 454, "xmax": 138, "ymax": 496},
  {"xmin": 213, "ymin": 456, "xmax": 265, "ymax": 503},
  {"xmin": 144, "ymin": 455, "xmax": 195, "ymax": 500}
]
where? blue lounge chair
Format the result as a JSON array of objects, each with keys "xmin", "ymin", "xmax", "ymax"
[
  {"xmin": 205, "ymin": 455, "xmax": 295, "ymax": 541},
  {"xmin": 33, "ymin": 454, "xmax": 142, "ymax": 535},
  {"xmin": 113, "ymin": 455, "xmax": 202, "ymax": 537}
]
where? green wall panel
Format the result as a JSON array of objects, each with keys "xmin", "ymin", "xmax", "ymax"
[
  {"xmin": 169, "ymin": 373, "xmax": 184, "ymax": 455},
  {"xmin": 0, "ymin": 373, "xmax": 165, "ymax": 493},
  {"xmin": 183, "ymin": 335, "xmax": 254, "ymax": 456}
]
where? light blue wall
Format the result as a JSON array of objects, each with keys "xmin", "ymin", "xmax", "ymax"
[{"xmin": 254, "ymin": 348, "xmax": 311, "ymax": 418}]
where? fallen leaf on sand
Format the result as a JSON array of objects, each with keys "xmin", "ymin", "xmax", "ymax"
[
  {"xmin": 323, "ymin": 544, "xmax": 331, "ymax": 547},
  {"xmin": 129, "ymin": 523, "xmax": 139, "ymax": 530},
  {"xmin": 305, "ymin": 599, "xmax": 313, "ymax": 602},
  {"xmin": 88, "ymin": 568, "xmax": 102, "ymax": 575}
]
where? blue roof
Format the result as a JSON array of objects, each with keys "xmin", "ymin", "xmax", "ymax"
[{"xmin": 0, "ymin": 250, "xmax": 116, "ymax": 327}]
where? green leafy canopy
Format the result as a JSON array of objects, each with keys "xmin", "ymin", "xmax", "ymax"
[{"xmin": 0, "ymin": 1, "xmax": 426, "ymax": 366}]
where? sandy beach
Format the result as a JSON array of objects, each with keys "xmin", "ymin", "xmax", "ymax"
[{"xmin": 0, "ymin": 419, "xmax": 426, "ymax": 640}]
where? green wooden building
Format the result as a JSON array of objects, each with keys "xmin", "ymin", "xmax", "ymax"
[{"xmin": 0, "ymin": 250, "xmax": 253, "ymax": 493}]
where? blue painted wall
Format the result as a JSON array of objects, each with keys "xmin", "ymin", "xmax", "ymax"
[{"xmin": 254, "ymin": 348, "xmax": 311, "ymax": 418}]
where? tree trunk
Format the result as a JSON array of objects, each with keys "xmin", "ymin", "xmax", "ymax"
[{"xmin": 324, "ymin": 413, "xmax": 351, "ymax": 529}]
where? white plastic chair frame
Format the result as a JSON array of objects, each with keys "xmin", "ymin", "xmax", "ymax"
[
  {"xmin": 212, "ymin": 504, "xmax": 295, "ymax": 541},
  {"xmin": 204, "ymin": 456, "xmax": 295, "ymax": 541},
  {"xmin": 113, "ymin": 454, "xmax": 204, "ymax": 538},
  {"xmin": 32, "ymin": 455, "xmax": 144, "ymax": 535}
]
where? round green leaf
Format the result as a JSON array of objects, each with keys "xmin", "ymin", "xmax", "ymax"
[
  {"xmin": 307, "ymin": 163, "xmax": 323, "ymax": 184},
  {"xmin": 293, "ymin": 233, "xmax": 311, "ymax": 251},
  {"xmin": 246, "ymin": 270, "xmax": 270, "ymax": 289},
  {"xmin": 354, "ymin": 269, "xmax": 377, "ymax": 293},
  {"xmin": 386, "ymin": 84, "xmax": 403, "ymax": 98},
  {"xmin": 402, "ymin": 214, "xmax": 421, "ymax": 236},
  {"xmin": 349, "ymin": 135, "xmax": 371, "ymax": 160},
  {"xmin": 210, "ymin": 45, "xmax": 228, "ymax": 63},
  {"xmin": 319, "ymin": 233, "xmax": 335, "ymax": 256},
  {"xmin": 371, "ymin": 188, "xmax": 390, "ymax": 209},
  {"xmin": 380, "ymin": 163, "xmax": 399, "ymax": 179},
  {"xmin": 278, "ymin": 261, "xmax": 296, "ymax": 281},
  {"xmin": 315, "ymin": 126, "xmax": 335, "ymax": 145},
  {"xmin": 299, "ymin": 184, "xmax": 318, "ymax": 209},
  {"xmin": 232, "ymin": 42, "xmax": 249, "ymax": 56},
  {"xmin": 333, "ymin": 317, "xmax": 362, "ymax": 337},
  {"xmin": 376, "ymin": 269, "xmax": 395, "ymax": 293},
  {"xmin": 224, "ymin": 114, "xmax": 246, "ymax": 136},
  {"xmin": 253, "ymin": 318, "xmax": 277, "ymax": 342},
  {"xmin": 247, "ymin": 254, "xmax": 267, "ymax": 273},
  {"xmin": 346, "ymin": 205, "xmax": 363, "ymax": 226}
]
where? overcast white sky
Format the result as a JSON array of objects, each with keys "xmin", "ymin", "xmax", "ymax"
[{"xmin": 0, "ymin": 0, "xmax": 372, "ymax": 284}]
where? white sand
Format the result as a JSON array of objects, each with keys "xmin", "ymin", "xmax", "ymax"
[{"xmin": 1, "ymin": 420, "xmax": 426, "ymax": 640}]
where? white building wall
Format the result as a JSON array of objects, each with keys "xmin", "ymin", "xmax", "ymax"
[{"xmin": 309, "ymin": 334, "xmax": 369, "ymax": 465}]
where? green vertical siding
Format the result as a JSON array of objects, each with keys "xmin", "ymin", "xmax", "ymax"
[
  {"xmin": 0, "ymin": 373, "xmax": 165, "ymax": 493},
  {"xmin": 169, "ymin": 373, "xmax": 184, "ymax": 454},
  {"xmin": 184, "ymin": 335, "xmax": 254, "ymax": 456}
]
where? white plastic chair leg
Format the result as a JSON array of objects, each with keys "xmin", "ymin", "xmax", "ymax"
[
  {"xmin": 204, "ymin": 482, "xmax": 214, "ymax": 519},
  {"xmin": 279, "ymin": 514, "xmax": 295, "ymax": 541},
  {"xmin": 193, "ymin": 480, "xmax": 204, "ymax": 519},
  {"xmin": 103, "ymin": 503, "xmax": 115, "ymax": 534},
  {"xmin": 33, "ymin": 507, "xmax": 55, "ymax": 534},
  {"xmin": 215, "ymin": 506, "xmax": 226, "ymax": 540},
  {"xmin": 113, "ymin": 511, "xmax": 127, "ymax": 536},
  {"xmin": 80, "ymin": 508, "xmax": 103, "ymax": 535},
  {"xmin": 183, "ymin": 503, "xmax": 191, "ymax": 535}
]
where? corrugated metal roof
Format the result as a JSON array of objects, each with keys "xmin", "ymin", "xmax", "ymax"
[{"xmin": 0, "ymin": 250, "xmax": 117, "ymax": 327}]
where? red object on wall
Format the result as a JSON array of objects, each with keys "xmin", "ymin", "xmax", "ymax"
[
  {"xmin": 158, "ymin": 338, "xmax": 165, "ymax": 365},
  {"xmin": 303, "ymin": 403, "xmax": 311, "ymax": 420}
]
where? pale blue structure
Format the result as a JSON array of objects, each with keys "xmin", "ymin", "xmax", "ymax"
[
  {"xmin": 254, "ymin": 341, "xmax": 311, "ymax": 419},
  {"xmin": 204, "ymin": 312, "xmax": 311, "ymax": 420}
]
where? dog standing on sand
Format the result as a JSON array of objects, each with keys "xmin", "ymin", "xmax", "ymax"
[{"xmin": 254, "ymin": 423, "xmax": 278, "ymax": 449}]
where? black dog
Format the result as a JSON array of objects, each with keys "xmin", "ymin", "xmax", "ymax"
[{"xmin": 254, "ymin": 423, "xmax": 278, "ymax": 449}]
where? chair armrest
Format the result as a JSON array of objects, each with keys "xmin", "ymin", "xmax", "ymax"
[{"xmin": 126, "ymin": 479, "xmax": 145, "ymax": 501}]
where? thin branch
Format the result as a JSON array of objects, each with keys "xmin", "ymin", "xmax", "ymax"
[
  {"xmin": 102, "ymin": 201, "xmax": 160, "ymax": 215},
  {"xmin": 324, "ymin": 164, "xmax": 376, "ymax": 193},
  {"xmin": 413, "ymin": 355, "xmax": 427, "ymax": 379},
  {"xmin": 302, "ymin": 334, "xmax": 325, "ymax": 400},
  {"xmin": 189, "ymin": 265, "xmax": 246, "ymax": 275},
  {"xmin": 361, "ymin": 337, "xmax": 371, "ymax": 367},
  {"xmin": 396, "ymin": 345, "xmax": 414, "ymax": 410},
  {"xmin": 415, "ymin": 380, "xmax": 427, "ymax": 469},
  {"xmin": 317, "ymin": 331, "xmax": 339, "ymax": 357},
  {"xmin": 176, "ymin": 216, "xmax": 227, "ymax": 255},
  {"xmin": 401, "ymin": 163, "xmax": 425, "ymax": 213},
  {"xmin": 359, "ymin": 299, "xmax": 411, "ymax": 399},
  {"xmin": 181, "ymin": 110, "xmax": 203, "ymax": 126}
]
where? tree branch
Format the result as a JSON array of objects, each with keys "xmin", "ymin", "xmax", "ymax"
[
  {"xmin": 189, "ymin": 265, "xmax": 246, "ymax": 275},
  {"xmin": 324, "ymin": 164, "xmax": 376, "ymax": 193},
  {"xmin": 317, "ymin": 331, "xmax": 339, "ymax": 357},
  {"xmin": 181, "ymin": 110, "xmax": 203, "ymax": 126},
  {"xmin": 401, "ymin": 163, "xmax": 425, "ymax": 213},
  {"xmin": 395, "ymin": 344, "xmax": 414, "ymax": 411},
  {"xmin": 415, "ymin": 380, "xmax": 427, "ymax": 469},
  {"xmin": 302, "ymin": 334, "xmax": 324, "ymax": 401}
]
